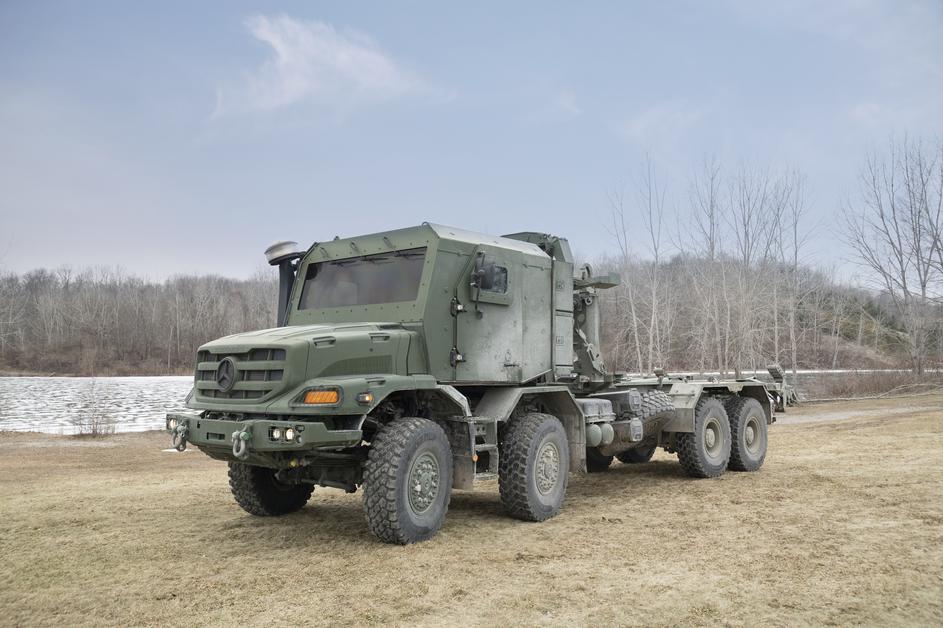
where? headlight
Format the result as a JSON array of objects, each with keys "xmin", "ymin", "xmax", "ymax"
[
  {"xmin": 271, "ymin": 428, "xmax": 282, "ymax": 440},
  {"xmin": 169, "ymin": 418, "xmax": 178, "ymax": 429},
  {"xmin": 284, "ymin": 427, "xmax": 296, "ymax": 441}
]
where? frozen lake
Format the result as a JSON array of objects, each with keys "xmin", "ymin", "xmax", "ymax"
[{"xmin": 0, "ymin": 376, "xmax": 193, "ymax": 434}]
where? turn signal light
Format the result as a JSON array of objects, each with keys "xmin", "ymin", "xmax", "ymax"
[{"xmin": 303, "ymin": 389, "xmax": 340, "ymax": 404}]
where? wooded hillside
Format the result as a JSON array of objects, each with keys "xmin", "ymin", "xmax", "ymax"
[
  {"xmin": 0, "ymin": 258, "xmax": 935, "ymax": 376},
  {"xmin": 0, "ymin": 269, "xmax": 277, "ymax": 375}
]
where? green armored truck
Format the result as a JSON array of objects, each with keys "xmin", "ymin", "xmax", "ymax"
[{"xmin": 166, "ymin": 224, "xmax": 774, "ymax": 544}]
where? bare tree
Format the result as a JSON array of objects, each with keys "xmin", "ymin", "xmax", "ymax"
[
  {"xmin": 842, "ymin": 138, "xmax": 943, "ymax": 373},
  {"xmin": 638, "ymin": 156, "xmax": 668, "ymax": 372},
  {"xmin": 606, "ymin": 184, "xmax": 644, "ymax": 373}
]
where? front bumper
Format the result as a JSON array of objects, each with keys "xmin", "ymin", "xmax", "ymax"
[{"xmin": 165, "ymin": 411, "xmax": 363, "ymax": 464}]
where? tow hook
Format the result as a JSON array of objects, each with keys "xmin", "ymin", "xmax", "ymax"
[
  {"xmin": 231, "ymin": 430, "xmax": 251, "ymax": 459},
  {"xmin": 171, "ymin": 425, "xmax": 189, "ymax": 452}
]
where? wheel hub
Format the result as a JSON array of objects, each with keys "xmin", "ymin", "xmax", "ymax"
[
  {"xmin": 704, "ymin": 417, "xmax": 723, "ymax": 458},
  {"xmin": 744, "ymin": 416, "xmax": 762, "ymax": 454},
  {"xmin": 535, "ymin": 441, "xmax": 560, "ymax": 495},
  {"xmin": 407, "ymin": 451, "xmax": 440, "ymax": 515}
]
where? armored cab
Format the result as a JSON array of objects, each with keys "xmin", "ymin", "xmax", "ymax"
[{"xmin": 282, "ymin": 223, "xmax": 575, "ymax": 385}]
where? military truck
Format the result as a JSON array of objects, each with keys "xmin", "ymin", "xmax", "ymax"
[{"xmin": 166, "ymin": 224, "xmax": 774, "ymax": 544}]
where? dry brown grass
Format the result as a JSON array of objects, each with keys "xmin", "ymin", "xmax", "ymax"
[
  {"xmin": 800, "ymin": 370, "xmax": 943, "ymax": 400},
  {"xmin": 2, "ymin": 395, "xmax": 942, "ymax": 627}
]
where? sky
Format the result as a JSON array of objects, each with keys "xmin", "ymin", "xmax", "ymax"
[{"xmin": 1, "ymin": 0, "xmax": 942, "ymax": 279}]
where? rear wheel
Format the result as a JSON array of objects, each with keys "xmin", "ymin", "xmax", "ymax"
[
  {"xmin": 617, "ymin": 443, "xmax": 657, "ymax": 464},
  {"xmin": 676, "ymin": 397, "xmax": 731, "ymax": 478},
  {"xmin": 585, "ymin": 447, "xmax": 614, "ymax": 472},
  {"xmin": 725, "ymin": 396, "xmax": 768, "ymax": 471},
  {"xmin": 228, "ymin": 463, "xmax": 313, "ymax": 516},
  {"xmin": 362, "ymin": 417, "xmax": 452, "ymax": 545},
  {"xmin": 499, "ymin": 413, "xmax": 569, "ymax": 522}
]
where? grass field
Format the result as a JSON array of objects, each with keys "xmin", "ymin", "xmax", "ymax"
[{"xmin": 1, "ymin": 395, "xmax": 942, "ymax": 626}]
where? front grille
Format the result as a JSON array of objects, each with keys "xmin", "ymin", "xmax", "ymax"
[
  {"xmin": 195, "ymin": 348, "xmax": 287, "ymax": 401},
  {"xmin": 320, "ymin": 355, "xmax": 392, "ymax": 376}
]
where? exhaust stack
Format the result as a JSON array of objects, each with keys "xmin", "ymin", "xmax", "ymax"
[{"xmin": 265, "ymin": 241, "xmax": 305, "ymax": 326}]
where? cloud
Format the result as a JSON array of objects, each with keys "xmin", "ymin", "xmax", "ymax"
[
  {"xmin": 618, "ymin": 102, "xmax": 703, "ymax": 147},
  {"xmin": 848, "ymin": 102, "xmax": 884, "ymax": 126},
  {"xmin": 555, "ymin": 90, "xmax": 581, "ymax": 117},
  {"xmin": 725, "ymin": 0, "xmax": 943, "ymax": 102},
  {"xmin": 215, "ymin": 15, "xmax": 430, "ymax": 115},
  {"xmin": 523, "ymin": 89, "xmax": 582, "ymax": 125}
]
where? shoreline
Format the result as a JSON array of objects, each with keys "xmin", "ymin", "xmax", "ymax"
[{"xmin": 0, "ymin": 371, "xmax": 192, "ymax": 378}]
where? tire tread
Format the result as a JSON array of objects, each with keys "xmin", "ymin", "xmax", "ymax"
[
  {"xmin": 724, "ymin": 395, "xmax": 767, "ymax": 472},
  {"xmin": 676, "ymin": 397, "xmax": 730, "ymax": 478},
  {"xmin": 362, "ymin": 417, "xmax": 451, "ymax": 544},
  {"xmin": 499, "ymin": 413, "xmax": 567, "ymax": 521},
  {"xmin": 228, "ymin": 463, "xmax": 313, "ymax": 516}
]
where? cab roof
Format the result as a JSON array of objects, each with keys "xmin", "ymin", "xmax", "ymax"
[{"xmin": 304, "ymin": 222, "xmax": 549, "ymax": 262}]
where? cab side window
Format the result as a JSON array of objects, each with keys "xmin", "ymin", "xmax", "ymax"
[{"xmin": 482, "ymin": 265, "xmax": 508, "ymax": 294}]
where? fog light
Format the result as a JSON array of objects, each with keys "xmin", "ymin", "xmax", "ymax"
[
  {"xmin": 271, "ymin": 428, "xmax": 282, "ymax": 440},
  {"xmin": 284, "ymin": 427, "xmax": 296, "ymax": 441},
  {"xmin": 356, "ymin": 392, "xmax": 374, "ymax": 405}
]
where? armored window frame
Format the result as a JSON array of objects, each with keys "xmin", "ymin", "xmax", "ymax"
[
  {"xmin": 481, "ymin": 265, "xmax": 508, "ymax": 294},
  {"xmin": 297, "ymin": 247, "xmax": 427, "ymax": 310},
  {"xmin": 473, "ymin": 259, "xmax": 513, "ymax": 306}
]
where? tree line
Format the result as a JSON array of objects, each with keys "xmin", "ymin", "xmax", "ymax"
[
  {"xmin": 0, "ymin": 138, "xmax": 940, "ymax": 376},
  {"xmin": 0, "ymin": 268, "xmax": 277, "ymax": 375},
  {"xmin": 596, "ymin": 138, "xmax": 943, "ymax": 375}
]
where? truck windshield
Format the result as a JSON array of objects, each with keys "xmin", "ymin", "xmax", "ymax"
[{"xmin": 298, "ymin": 248, "xmax": 426, "ymax": 309}]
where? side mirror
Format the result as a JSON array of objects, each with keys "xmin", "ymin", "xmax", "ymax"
[{"xmin": 472, "ymin": 253, "xmax": 498, "ymax": 293}]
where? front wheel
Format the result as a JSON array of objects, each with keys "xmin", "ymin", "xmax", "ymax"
[
  {"xmin": 228, "ymin": 463, "xmax": 313, "ymax": 516},
  {"xmin": 676, "ymin": 397, "xmax": 731, "ymax": 478},
  {"xmin": 586, "ymin": 447, "xmax": 614, "ymax": 472},
  {"xmin": 362, "ymin": 417, "xmax": 453, "ymax": 545},
  {"xmin": 499, "ymin": 413, "xmax": 569, "ymax": 522},
  {"xmin": 617, "ymin": 443, "xmax": 657, "ymax": 464}
]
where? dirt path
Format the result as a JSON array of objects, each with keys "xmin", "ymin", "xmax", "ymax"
[
  {"xmin": 2, "ymin": 395, "xmax": 942, "ymax": 626},
  {"xmin": 776, "ymin": 393, "xmax": 943, "ymax": 425}
]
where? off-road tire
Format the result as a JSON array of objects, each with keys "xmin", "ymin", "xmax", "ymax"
[
  {"xmin": 499, "ymin": 413, "xmax": 569, "ymax": 522},
  {"xmin": 632, "ymin": 390, "xmax": 674, "ymax": 421},
  {"xmin": 676, "ymin": 397, "xmax": 731, "ymax": 478},
  {"xmin": 228, "ymin": 462, "xmax": 313, "ymax": 516},
  {"xmin": 585, "ymin": 447, "xmax": 614, "ymax": 472},
  {"xmin": 617, "ymin": 443, "xmax": 657, "ymax": 464},
  {"xmin": 725, "ymin": 396, "xmax": 768, "ymax": 472},
  {"xmin": 362, "ymin": 417, "xmax": 452, "ymax": 545}
]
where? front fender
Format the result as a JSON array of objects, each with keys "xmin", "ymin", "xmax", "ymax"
[{"xmin": 265, "ymin": 374, "xmax": 439, "ymax": 417}]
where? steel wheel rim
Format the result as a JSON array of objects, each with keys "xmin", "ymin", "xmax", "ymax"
[
  {"xmin": 744, "ymin": 415, "xmax": 762, "ymax": 455},
  {"xmin": 534, "ymin": 440, "xmax": 561, "ymax": 495},
  {"xmin": 703, "ymin": 416, "xmax": 724, "ymax": 460},
  {"xmin": 407, "ymin": 451, "xmax": 440, "ymax": 515}
]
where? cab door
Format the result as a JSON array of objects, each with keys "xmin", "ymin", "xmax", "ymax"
[{"xmin": 452, "ymin": 247, "xmax": 523, "ymax": 383}]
